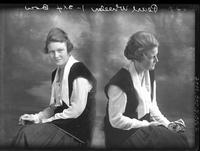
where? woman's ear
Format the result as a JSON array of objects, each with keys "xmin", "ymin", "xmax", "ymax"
[
  {"xmin": 134, "ymin": 50, "xmax": 144, "ymax": 62},
  {"xmin": 67, "ymin": 40, "xmax": 73, "ymax": 53}
]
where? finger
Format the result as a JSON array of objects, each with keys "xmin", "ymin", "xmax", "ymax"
[
  {"xmin": 21, "ymin": 115, "xmax": 34, "ymax": 121},
  {"xmin": 18, "ymin": 120, "xmax": 22, "ymax": 125},
  {"xmin": 19, "ymin": 117, "xmax": 22, "ymax": 122},
  {"xmin": 18, "ymin": 120, "xmax": 24, "ymax": 125},
  {"xmin": 24, "ymin": 118, "xmax": 34, "ymax": 122},
  {"xmin": 23, "ymin": 114, "xmax": 31, "ymax": 118}
]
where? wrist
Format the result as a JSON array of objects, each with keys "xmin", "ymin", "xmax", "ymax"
[
  {"xmin": 32, "ymin": 114, "xmax": 41, "ymax": 123},
  {"xmin": 42, "ymin": 117, "xmax": 54, "ymax": 123},
  {"xmin": 142, "ymin": 120, "xmax": 150, "ymax": 127},
  {"xmin": 164, "ymin": 121, "xmax": 170, "ymax": 128}
]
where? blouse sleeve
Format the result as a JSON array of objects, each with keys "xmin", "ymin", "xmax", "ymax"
[
  {"xmin": 149, "ymin": 81, "xmax": 170, "ymax": 127},
  {"xmin": 48, "ymin": 77, "xmax": 92, "ymax": 121},
  {"xmin": 108, "ymin": 85, "xmax": 150, "ymax": 130},
  {"xmin": 149, "ymin": 101, "xmax": 170, "ymax": 127},
  {"xmin": 30, "ymin": 103, "xmax": 56, "ymax": 123}
]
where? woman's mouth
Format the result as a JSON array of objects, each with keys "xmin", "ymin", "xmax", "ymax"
[{"xmin": 55, "ymin": 59, "xmax": 62, "ymax": 62}]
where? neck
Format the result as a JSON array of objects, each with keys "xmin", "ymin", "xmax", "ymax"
[
  {"xmin": 59, "ymin": 63, "xmax": 66, "ymax": 69},
  {"xmin": 133, "ymin": 60, "xmax": 145, "ymax": 76}
]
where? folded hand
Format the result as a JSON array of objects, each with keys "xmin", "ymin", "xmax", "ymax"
[
  {"xmin": 149, "ymin": 121, "xmax": 163, "ymax": 126},
  {"xmin": 168, "ymin": 119, "xmax": 186, "ymax": 133},
  {"xmin": 18, "ymin": 114, "xmax": 35, "ymax": 125}
]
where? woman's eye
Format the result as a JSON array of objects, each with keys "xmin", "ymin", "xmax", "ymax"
[
  {"xmin": 48, "ymin": 51, "xmax": 54, "ymax": 54},
  {"xmin": 58, "ymin": 49, "xmax": 64, "ymax": 52}
]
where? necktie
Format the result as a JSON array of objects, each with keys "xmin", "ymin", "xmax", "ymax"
[
  {"xmin": 56, "ymin": 67, "xmax": 63, "ymax": 105},
  {"xmin": 57, "ymin": 67, "xmax": 63, "ymax": 84}
]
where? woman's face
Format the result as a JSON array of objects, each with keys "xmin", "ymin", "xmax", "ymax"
[
  {"xmin": 47, "ymin": 42, "xmax": 70, "ymax": 67},
  {"xmin": 140, "ymin": 47, "xmax": 159, "ymax": 71}
]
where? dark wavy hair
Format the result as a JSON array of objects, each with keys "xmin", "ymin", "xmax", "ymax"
[
  {"xmin": 44, "ymin": 27, "xmax": 73, "ymax": 54},
  {"xmin": 124, "ymin": 31, "xmax": 159, "ymax": 62}
]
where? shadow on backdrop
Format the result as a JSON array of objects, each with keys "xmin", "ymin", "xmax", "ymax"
[{"xmin": 0, "ymin": 4, "xmax": 196, "ymax": 149}]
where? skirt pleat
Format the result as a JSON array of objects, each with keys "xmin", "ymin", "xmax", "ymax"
[
  {"xmin": 12, "ymin": 123, "xmax": 83, "ymax": 148},
  {"xmin": 122, "ymin": 125, "xmax": 189, "ymax": 149}
]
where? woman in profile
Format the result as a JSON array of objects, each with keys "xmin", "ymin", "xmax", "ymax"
[
  {"xmin": 12, "ymin": 27, "xmax": 96, "ymax": 148},
  {"xmin": 104, "ymin": 31, "xmax": 189, "ymax": 148}
]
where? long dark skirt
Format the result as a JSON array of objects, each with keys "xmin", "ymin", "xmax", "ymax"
[
  {"xmin": 12, "ymin": 123, "xmax": 83, "ymax": 148},
  {"xmin": 122, "ymin": 125, "xmax": 189, "ymax": 149}
]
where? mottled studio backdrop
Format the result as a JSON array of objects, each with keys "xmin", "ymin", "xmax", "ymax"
[{"xmin": 0, "ymin": 4, "xmax": 196, "ymax": 148}]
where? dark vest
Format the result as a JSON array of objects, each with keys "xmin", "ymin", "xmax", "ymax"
[
  {"xmin": 51, "ymin": 62, "xmax": 96, "ymax": 145},
  {"xmin": 104, "ymin": 68, "xmax": 154, "ymax": 147}
]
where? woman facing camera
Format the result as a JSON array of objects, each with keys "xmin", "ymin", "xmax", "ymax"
[
  {"xmin": 104, "ymin": 31, "xmax": 189, "ymax": 148},
  {"xmin": 12, "ymin": 27, "xmax": 96, "ymax": 148}
]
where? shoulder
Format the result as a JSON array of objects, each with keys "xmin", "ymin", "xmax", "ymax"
[
  {"xmin": 107, "ymin": 85, "xmax": 124, "ymax": 99},
  {"xmin": 70, "ymin": 62, "xmax": 90, "ymax": 74},
  {"xmin": 69, "ymin": 62, "xmax": 93, "ymax": 79},
  {"xmin": 69, "ymin": 62, "xmax": 96, "ymax": 88},
  {"xmin": 109, "ymin": 68, "xmax": 132, "ymax": 86},
  {"xmin": 105, "ymin": 68, "xmax": 132, "ymax": 97},
  {"xmin": 112, "ymin": 68, "xmax": 131, "ymax": 81}
]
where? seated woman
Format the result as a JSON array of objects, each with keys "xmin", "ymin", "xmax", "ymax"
[
  {"xmin": 104, "ymin": 31, "xmax": 189, "ymax": 149},
  {"xmin": 12, "ymin": 27, "xmax": 96, "ymax": 148}
]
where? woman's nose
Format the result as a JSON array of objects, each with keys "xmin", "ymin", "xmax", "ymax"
[{"xmin": 54, "ymin": 51, "xmax": 59, "ymax": 57}]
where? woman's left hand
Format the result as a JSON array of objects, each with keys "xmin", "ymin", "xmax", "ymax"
[
  {"xmin": 168, "ymin": 122, "xmax": 177, "ymax": 131},
  {"xmin": 149, "ymin": 121, "xmax": 163, "ymax": 126}
]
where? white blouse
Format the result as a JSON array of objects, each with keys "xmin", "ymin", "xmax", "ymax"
[
  {"xmin": 33, "ymin": 56, "xmax": 92, "ymax": 123},
  {"xmin": 49, "ymin": 77, "xmax": 92, "ymax": 121},
  {"xmin": 108, "ymin": 62, "xmax": 170, "ymax": 130}
]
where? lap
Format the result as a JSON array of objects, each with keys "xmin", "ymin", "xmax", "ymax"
[
  {"xmin": 122, "ymin": 125, "xmax": 189, "ymax": 149},
  {"xmin": 12, "ymin": 123, "xmax": 83, "ymax": 148}
]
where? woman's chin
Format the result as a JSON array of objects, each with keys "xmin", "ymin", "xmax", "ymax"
[
  {"xmin": 149, "ymin": 66, "xmax": 155, "ymax": 70},
  {"xmin": 55, "ymin": 61, "xmax": 64, "ymax": 66}
]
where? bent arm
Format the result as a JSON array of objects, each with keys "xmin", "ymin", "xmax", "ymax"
[
  {"xmin": 108, "ymin": 85, "xmax": 150, "ymax": 130},
  {"xmin": 149, "ymin": 81, "xmax": 170, "ymax": 127},
  {"xmin": 149, "ymin": 101, "xmax": 170, "ymax": 127},
  {"xmin": 44, "ymin": 77, "xmax": 92, "ymax": 122},
  {"xmin": 26, "ymin": 104, "xmax": 56, "ymax": 123}
]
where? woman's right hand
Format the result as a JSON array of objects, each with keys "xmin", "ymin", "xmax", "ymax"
[
  {"xmin": 167, "ymin": 120, "xmax": 186, "ymax": 133},
  {"xmin": 148, "ymin": 121, "xmax": 162, "ymax": 126},
  {"xmin": 142, "ymin": 120, "xmax": 162, "ymax": 127},
  {"xmin": 18, "ymin": 114, "xmax": 36, "ymax": 125}
]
